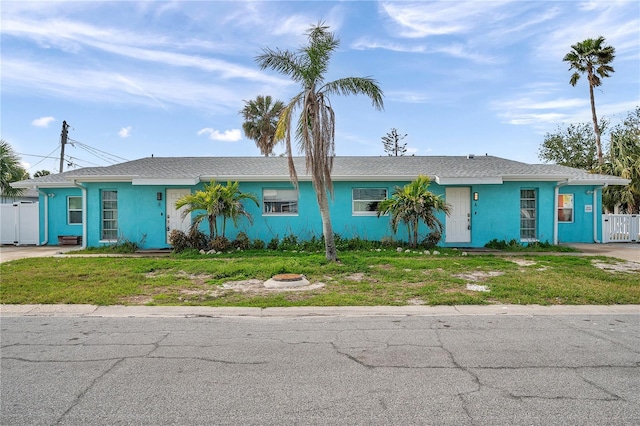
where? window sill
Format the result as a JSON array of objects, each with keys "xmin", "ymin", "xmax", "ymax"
[{"xmin": 262, "ymin": 213, "xmax": 299, "ymax": 217}]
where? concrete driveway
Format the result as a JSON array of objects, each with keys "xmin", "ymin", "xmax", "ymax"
[
  {"xmin": 567, "ymin": 243, "xmax": 640, "ymax": 263},
  {"xmin": 0, "ymin": 245, "xmax": 80, "ymax": 263}
]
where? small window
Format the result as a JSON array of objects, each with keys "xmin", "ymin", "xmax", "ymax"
[
  {"xmin": 68, "ymin": 196, "xmax": 82, "ymax": 225},
  {"xmin": 353, "ymin": 188, "xmax": 387, "ymax": 215},
  {"xmin": 558, "ymin": 194, "xmax": 574, "ymax": 223},
  {"xmin": 263, "ymin": 189, "xmax": 298, "ymax": 215},
  {"xmin": 101, "ymin": 190, "xmax": 118, "ymax": 240},
  {"xmin": 520, "ymin": 189, "xmax": 536, "ymax": 241}
]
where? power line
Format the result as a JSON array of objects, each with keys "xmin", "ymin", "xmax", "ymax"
[
  {"xmin": 68, "ymin": 138, "xmax": 129, "ymax": 163},
  {"xmin": 20, "ymin": 146, "xmax": 60, "ymax": 171}
]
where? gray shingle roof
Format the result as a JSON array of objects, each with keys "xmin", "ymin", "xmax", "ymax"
[{"xmin": 12, "ymin": 155, "xmax": 630, "ymax": 187}]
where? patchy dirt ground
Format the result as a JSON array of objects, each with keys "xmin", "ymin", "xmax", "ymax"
[{"xmin": 591, "ymin": 259, "xmax": 640, "ymax": 273}]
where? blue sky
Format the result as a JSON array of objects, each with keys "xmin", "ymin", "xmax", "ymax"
[{"xmin": 2, "ymin": 0, "xmax": 639, "ymax": 174}]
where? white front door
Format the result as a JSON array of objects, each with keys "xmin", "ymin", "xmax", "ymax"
[
  {"xmin": 445, "ymin": 187, "xmax": 471, "ymax": 243},
  {"xmin": 166, "ymin": 189, "xmax": 191, "ymax": 243}
]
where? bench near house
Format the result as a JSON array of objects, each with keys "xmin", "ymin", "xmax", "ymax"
[{"xmin": 11, "ymin": 155, "xmax": 630, "ymax": 249}]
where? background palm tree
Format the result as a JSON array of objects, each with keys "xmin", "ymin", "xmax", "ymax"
[
  {"xmin": 563, "ymin": 36, "xmax": 615, "ymax": 165},
  {"xmin": 240, "ymin": 95, "xmax": 285, "ymax": 157},
  {"xmin": 256, "ymin": 23, "xmax": 384, "ymax": 261},
  {"xmin": 0, "ymin": 140, "xmax": 29, "ymax": 201},
  {"xmin": 33, "ymin": 170, "xmax": 51, "ymax": 178},
  {"xmin": 377, "ymin": 176, "xmax": 452, "ymax": 248}
]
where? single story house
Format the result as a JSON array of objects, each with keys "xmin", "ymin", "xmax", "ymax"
[{"xmin": 11, "ymin": 155, "xmax": 629, "ymax": 249}]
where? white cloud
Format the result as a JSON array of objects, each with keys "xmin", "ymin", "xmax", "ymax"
[
  {"xmin": 2, "ymin": 59, "xmax": 246, "ymax": 112},
  {"xmin": 118, "ymin": 126, "xmax": 132, "ymax": 138},
  {"xmin": 381, "ymin": 1, "xmax": 510, "ymax": 38},
  {"xmin": 197, "ymin": 128, "xmax": 242, "ymax": 142},
  {"xmin": 31, "ymin": 116, "xmax": 55, "ymax": 127},
  {"xmin": 351, "ymin": 38, "xmax": 426, "ymax": 53}
]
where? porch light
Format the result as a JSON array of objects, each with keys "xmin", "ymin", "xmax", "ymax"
[
  {"xmin": 473, "ymin": 192, "xmax": 479, "ymax": 201},
  {"xmin": 157, "ymin": 192, "xmax": 163, "ymax": 201}
]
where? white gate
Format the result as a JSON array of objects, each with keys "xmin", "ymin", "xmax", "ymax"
[
  {"xmin": 602, "ymin": 214, "xmax": 639, "ymax": 243},
  {"xmin": 0, "ymin": 202, "xmax": 40, "ymax": 245}
]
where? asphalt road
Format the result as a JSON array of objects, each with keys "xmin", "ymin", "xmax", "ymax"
[{"xmin": 2, "ymin": 313, "xmax": 639, "ymax": 425}]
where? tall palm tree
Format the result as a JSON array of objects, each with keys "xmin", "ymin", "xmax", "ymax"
[
  {"xmin": 175, "ymin": 182, "xmax": 225, "ymax": 239},
  {"xmin": 240, "ymin": 95, "xmax": 285, "ymax": 157},
  {"xmin": 563, "ymin": 36, "xmax": 615, "ymax": 165},
  {"xmin": 0, "ymin": 140, "xmax": 29, "ymax": 201},
  {"xmin": 256, "ymin": 23, "xmax": 384, "ymax": 261},
  {"xmin": 218, "ymin": 181, "xmax": 259, "ymax": 238},
  {"xmin": 377, "ymin": 176, "xmax": 451, "ymax": 248}
]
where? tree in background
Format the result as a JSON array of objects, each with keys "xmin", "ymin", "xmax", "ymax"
[
  {"xmin": 0, "ymin": 140, "xmax": 29, "ymax": 201},
  {"xmin": 33, "ymin": 170, "xmax": 51, "ymax": 178},
  {"xmin": 377, "ymin": 175, "xmax": 451, "ymax": 248},
  {"xmin": 382, "ymin": 128, "xmax": 408, "ymax": 156},
  {"xmin": 256, "ymin": 23, "xmax": 384, "ymax": 261},
  {"xmin": 240, "ymin": 95, "xmax": 285, "ymax": 157},
  {"xmin": 600, "ymin": 107, "xmax": 640, "ymax": 213},
  {"xmin": 538, "ymin": 121, "xmax": 607, "ymax": 171},
  {"xmin": 563, "ymin": 36, "xmax": 615, "ymax": 165}
]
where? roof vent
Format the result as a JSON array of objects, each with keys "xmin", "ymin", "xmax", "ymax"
[{"xmin": 467, "ymin": 154, "xmax": 475, "ymax": 159}]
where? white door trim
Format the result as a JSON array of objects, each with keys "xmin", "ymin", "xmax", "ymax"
[
  {"xmin": 166, "ymin": 189, "xmax": 191, "ymax": 243},
  {"xmin": 445, "ymin": 187, "xmax": 471, "ymax": 243}
]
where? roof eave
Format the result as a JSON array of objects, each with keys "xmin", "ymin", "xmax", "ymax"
[
  {"xmin": 567, "ymin": 178, "xmax": 631, "ymax": 186},
  {"xmin": 71, "ymin": 175, "xmax": 136, "ymax": 183}
]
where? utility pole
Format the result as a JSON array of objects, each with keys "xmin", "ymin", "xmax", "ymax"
[{"xmin": 59, "ymin": 120, "xmax": 69, "ymax": 173}]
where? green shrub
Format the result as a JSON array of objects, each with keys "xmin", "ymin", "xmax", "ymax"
[
  {"xmin": 267, "ymin": 237, "xmax": 280, "ymax": 250},
  {"xmin": 251, "ymin": 239, "xmax": 265, "ymax": 250},
  {"xmin": 169, "ymin": 230, "xmax": 189, "ymax": 253},
  {"xmin": 422, "ymin": 231, "xmax": 442, "ymax": 249},
  {"xmin": 209, "ymin": 236, "xmax": 230, "ymax": 252},
  {"xmin": 188, "ymin": 228, "xmax": 208, "ymax": 250},
  {"xmin": 232, "ymin": 232, "xmax": 251, "ymax": 250}
]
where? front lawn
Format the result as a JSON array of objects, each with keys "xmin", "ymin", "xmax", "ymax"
[{"xmin": 1, "ymin": 250, "xmax": 638, "ymax": 306}]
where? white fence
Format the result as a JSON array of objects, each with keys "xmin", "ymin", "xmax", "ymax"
[
  {"xmin": 0, "ymin": 202, "xmax": 40, "ymax": 245},
  {"xmin": 602, "ymin": 214, "xmax": 640, "ymax": 243}
]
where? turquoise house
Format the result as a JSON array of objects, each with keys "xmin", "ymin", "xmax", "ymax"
[{"xmin": 12, "ymin": 155, "xmax": 629, "ymax": 249}]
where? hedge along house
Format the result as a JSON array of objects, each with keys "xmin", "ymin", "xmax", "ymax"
[{"xmin": 12, "ymin": 155, "xmax": 629, "ymax": 249}]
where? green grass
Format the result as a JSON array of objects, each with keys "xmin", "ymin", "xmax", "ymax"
[{"xmin": 1, "ymin": 251, "xmax": 638, "ymax": 307}]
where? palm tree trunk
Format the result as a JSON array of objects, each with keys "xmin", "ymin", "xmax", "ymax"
[
  {"xmin": 316, "ymin": 188, "xmax": 337, "ymax": 261},
  {"xmin": 208, "ymin": 216, "xmax": 215, "ymax": 239},
  {"xmin": 588, "ymin": 75, "xmax": 603, "ymax": 166}
]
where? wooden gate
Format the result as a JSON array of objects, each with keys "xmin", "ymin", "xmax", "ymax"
[{"xmin": 602, "ymin": 214, "xmax": 639, "ymax": 243}]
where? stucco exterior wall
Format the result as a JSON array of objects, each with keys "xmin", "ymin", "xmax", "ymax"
[{"xmin": 37, "ymin": 179, "xmax": 605, "ymax": 249}]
